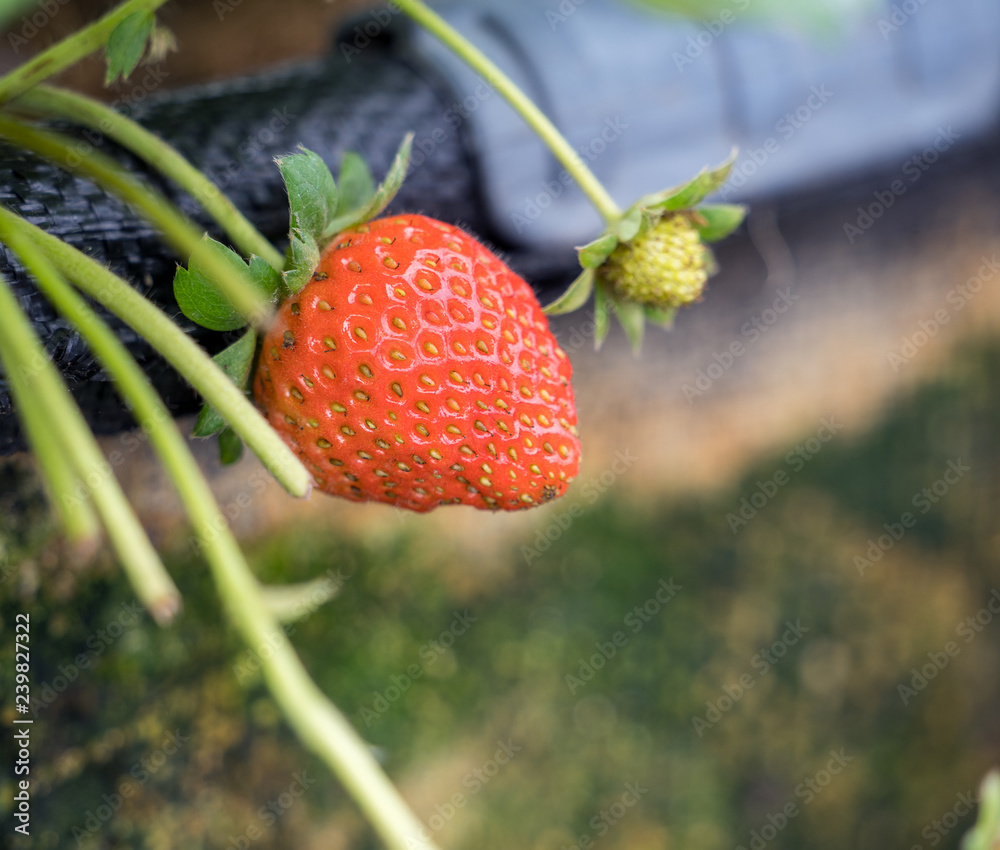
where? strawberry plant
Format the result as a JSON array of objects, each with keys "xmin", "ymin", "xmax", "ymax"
[{"xmin": 0, "ymin": 1, "xmax": 762, "ymax": 848}]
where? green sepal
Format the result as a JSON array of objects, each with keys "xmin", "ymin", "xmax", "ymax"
[
  {"xmin": 322, "ymin": 133, "xmax": 414, "ymax": 240},
  {"xmin": 192, "ymin": 329, "xmax": 258, "ymax": 437},
  {"xmin": 962, "ymin": 770, "xmax": 1000, "ymax": 850},
  {"xmin": 643, "ymin": 304, "xmax": 677, "ymax": 328},
  {"xmin": 642, "ymin": 149, "xmax": 738, "ymax": 212},
  {"xmin": 615, "ymin": 298, "xmax": 646, "ymax": 354},
  {"xmin": 105, "ymin": 10, "xmax": 154, "ymax": 84},
  {"xmin": 577, "ymin": 232, "xmax": 619, "ymax": 269},
  {"xmin": 694, "ymin": 204, "xmax": 747, "ymax": 242},
  {"xmin": 702, "ymin": 246, "xmax": 719, "ymax": 277},
  {"xmin": 544, "ymin": 267, "xmax": 595, "ymax": 315},
  {"xmin": 611, "ymin": 206, "xmax": 643, "ymax": 242},
  {"xmin": 248, "ymin": 255, "xmax": 284, "ymax": 301},
  {"xmin": 173, "ymin": 236, "xmax": 253, "ymax": 332},
  {"xmin": 335, "ymin": 152, "xmax": 376, "ymax": 218},
  {"xmin": 283, "ymin": 232, "xmax": 320, "ymax": 296},
  {"xmin": 594, "ymin": 281, "xmax": 611, "ymax": 351},
  {"xmin": 218, "ymin": 427, "xmax": 244, "ymax": 465},
  {"xmin": 277, "ymin": 148, "xmax": 339, "ymax": 243}
]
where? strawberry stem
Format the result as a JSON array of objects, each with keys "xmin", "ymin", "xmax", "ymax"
[
  {"xmin": 0, "ymin": 0, "xmax": 170, "ymax": 105},
  {"xmin": 3, "ymin": 211, "xmax": 438, "ymax": 850},
  {"xmin": 0, "ymin": 114, "xmax": 274, "ymax": 327},
  {"xmin": 0, "ymin": 207, "xmax": 313, "ymax": 499},
  {"xmin": 0, "ymin": 267, "xmax": 181, "ymax": 625},
  {"xmin": 10, "ymin": 85, "xmax": 286, "ymax": 272},
  {"xmin": 394, "ymin": 0, "xmax": 623, "ymax": 224}
]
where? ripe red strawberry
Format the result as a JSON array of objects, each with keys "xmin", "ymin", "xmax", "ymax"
[{"xmin": 253, "ymin": 214, "xmax": 580, "ymax": 512}]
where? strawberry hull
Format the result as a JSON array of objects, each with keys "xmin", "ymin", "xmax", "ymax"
[{"xmin": 254, "ymin": 215, "xmax": 580, "ymax": 512}]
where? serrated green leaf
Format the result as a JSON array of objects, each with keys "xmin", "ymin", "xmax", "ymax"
[
  {"xmin": 248, "ymin": 255, "xmax": 284, "ymax": 301},
  {"xmin": 611, "ymin": 207, "xmax": 643, "ymax": 242},
  {"xmin": 594, "ymin": 282, "xmax": 611, "ymax": 351},
  {"xmin": 278, "ymin": 148, "xmax": 339, "ymax": 243},
  {"xmin": 105, "ymin": 11, "xmax": 154, "ymax": 85},
  {"xmin": 616, "ymin": 299, "xmax": 646, "ymax": 354},
  {"xmin": 322, "ymin": 133, "xmax": 413, "ymax": 239},
  {"xmin": 544, "ymin": 268, "xmax": 595, "ymax": 315},
  {"xmin": 173, "ymin": 237, "xmax": 252, "ymax": 332},
  {"xmin": 962, "ymin": 770, "xmax": 1000, "ymax": 850},
  {"xmin": 282, "ymin": 231, "xmax": 320, "ymax": 296},
  {"xmin": 641, "ymin": 148, "xmax": 739, "ymax": 212},
  {"xmin": 192, "ymin": 330, "xmax": 258, "ymax": 437},
  {"xmin": 643, "ymin": 304, "xmax": 677, "ymax": 328},
  {"xmin": 577, "ymin": 232, "xmax": 619, "ymax": 269},
  {"xmin": 218, "ymin": 427, "xmax": 244, "ymax": 465},
  {"xmin": 695, "ymin": 204, "xmax": 747, "ymax": 242},
  {"xmin": 336, "ymin": 152, "xmax": 376, "ymax": 218}
]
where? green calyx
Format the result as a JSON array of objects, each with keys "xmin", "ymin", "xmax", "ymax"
[{"xmin": 544, "ymin": 150, "xmax": 747, "ymax": 352}]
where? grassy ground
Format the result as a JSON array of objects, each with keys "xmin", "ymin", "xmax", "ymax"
[{"xmin": 2, "ymin": 334, "xmax": 998, "ymax": 850}]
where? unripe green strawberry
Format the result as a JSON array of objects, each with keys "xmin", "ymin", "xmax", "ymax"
[
  {"xmin": 253, "ymin": 215, "xmax": 580, "ymax": 513},
  {"xmin": 603, "ymin": 212, "xmax": 708, "ymax": 309}
]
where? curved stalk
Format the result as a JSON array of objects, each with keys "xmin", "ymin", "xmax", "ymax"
[
  {"xmin": 0, "ymin": 207, "xmax": 312, "ymax": 499},
  {"xmin": 0, "ymin": 114, "xmax": 273, "ymax": 325},
  {"xmin": 0, "ymin": 269, "xmax": 180, "ymax": 624},
  {"xmin": 12, "ymin": 219, "xmax": 439, "ymax": 850},
  {"xmin": 11, "ymin": 85, "xmax": 285, "ymax": 271},
  {"xmin": 0, "ymin": 0, "xmax": 170, "ymax": 105},
  {"xmin": 393, "ymin": 0, "xmax": 622, "ymax": 223}
]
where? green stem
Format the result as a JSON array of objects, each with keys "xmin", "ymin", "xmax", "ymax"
[
  {"xmin": 0, "ymin": 0, "xmax": 167, "ymax": 104},
  {"xmin": 7, "ymin": 367, "xmax": 101, "ymax": 546},
  {"xmin": 0, "ymin": 0, "xmax": 170, "ymax": 105},
  {"xmin": 394, "ymin": 0, "xmax": 622, "ymax": 223},
  {"xmin": 0, "ymin": 114, "xmax": 273, "ymax": 325},
  {"xmin": 0, "ymin": 269, "xmax": 180, "ymax": 624},
  {"xmin": 11, "ymin": 86, "xmax": 285, "ymax": 271},
  {"xmin": 10, "ymin": 223, "xmax": 438, "ymax": 850},
  {"xmin": 0, "ymin": 207, "xmax": 311, "ymax": 499}
]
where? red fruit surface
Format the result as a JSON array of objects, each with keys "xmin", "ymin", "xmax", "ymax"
[{"xmin": 253, "ymin": 214, "xmax": 580, "ymax": 512}]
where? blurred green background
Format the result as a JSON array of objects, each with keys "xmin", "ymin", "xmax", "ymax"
[{"xmin": 2, "ymin": 334, "xmax": 998, "ymax": 850}]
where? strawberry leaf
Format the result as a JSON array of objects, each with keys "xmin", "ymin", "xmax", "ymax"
[
  {"xmin": 277, "ymin": 148, "xmax": 339, "ymax": 244},
  {"xmin": 695, "ymin": 204, "xmax": 747, "ymax": 242},
  {"xmin": 248, "ymin": 254, "xmax": 284, "ymax": 301},
  {"xmin": 577, "ymin": 232, "xmax": 618, "ymax": 269},
  {"xmin": 173, "ymin": 236, "xmax": 252, "ymax": 332},
  {"xmin": 544, "ymin": 268, "xmax": 595, "ymax": 315},
  {"xmin": 616, "ymin": 299, "xmax": 646, "ymax": 354},
  {"xmin": 643, "ymin": 149, "xmax": 738, "ymax": 212},
  {"xmin": 594, "ymin": 282, "xmax": 611, "ymax": 351},
  {"xmin": 105, "ymin": 11, "xmax": 155, "ymax": 85},
  {"xmin": 611, "ymin": 207, "xmax": 643, "ymax": 242},
  {"xmin": 192, "ymin": 329, "xmax": 258, "ymax": 437},
  {"xmin": 336, "ymin": 152, "xmax": 376, "ymax": 218},
  {"xmin": 218, "ymin": 427, "xmax": 244, "ymax": 465},
  {"xmin": 283, "ymin": 231, "xmax": 320, "ymax": 296},
  {"xmin": 322, "ymin": 133, "xmax": 413, "ymax": 239}
]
